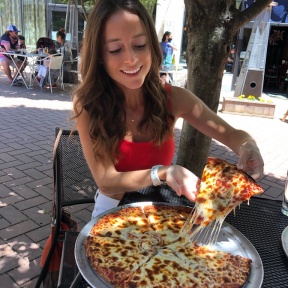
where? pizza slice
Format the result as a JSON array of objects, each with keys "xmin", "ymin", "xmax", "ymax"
[
  {"xmin": 167, "ymin": 240, "xmax": 251, "ymax": 287},
  {"xmin": 85, "ymin": 235, "xmax": 157, "ymax": 286},
  {"xmin": 143, "ymin": 205, "xmax": 192, "ymax": 245},
  {"xmin": 90, "ymin": 206, "xmax": 155, "ymax": 240},
  {"xmin": 181, "ymin": 157, "xmax": 263, "ymax": 244},
  {"xmin": 122, "ymin": 248, "xmax": 206, "ymax": 288}
]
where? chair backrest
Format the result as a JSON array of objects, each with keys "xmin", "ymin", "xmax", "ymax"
[
  {"xmin": 54, "ymin": 127, "xmax": 96, "ymax": 209},
  {"xmin": 36, "ymin": 37, "xmax": 56, "ymax": 50},
  {"xmin": 35, "ymin": 128, "xmax": 96, "ymax": 288},
  {"xmin": 71, "ymin": 48, "xmax": 78, "ymax": 59},
  {"xmin": 49, "ymin": 54, "xmax": 64, "ymax": 70}
]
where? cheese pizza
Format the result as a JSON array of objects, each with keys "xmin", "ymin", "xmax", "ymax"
[
  {"xmin": 181, "ymin": 157, "xmax": 263, "ymax": 244},
  {"xmin": 85, "ymin": 235, "xmax": 157, "ymax": 286},
  {"xmin": 143, "ymin": 205, "xmax": 191, "ymax": 245},
  {"xmin": 85, "ymin": 203, "xmax": 253, "ymax": 287},
  {"xmin": 167, "ymin": 240, "xmax": 251, "ymax": 287}
]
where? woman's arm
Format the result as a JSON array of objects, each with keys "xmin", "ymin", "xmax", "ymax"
[
  {"xmin": 170, "ymin": 86, "xmax": 264, "ymax": 179},
  {"xmin": 2, "ymin": 41, "xmax": 12, "ymax": 51},
  {"xmin": 168, "ymin": 42, "xmax": 178, "ymax": 51}
]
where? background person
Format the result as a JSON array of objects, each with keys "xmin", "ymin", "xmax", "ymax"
[
  {"xmin": 72, "ymin": 0, "xmax": 264, "ymax": 218},
  {"xmin": 0, "ymin": 24, "xmax": 25, "ymax": 85},
  {"xmin": 56, "ymin": 28, "xmax": 72, "ymax": 83},
  {"xmin": 160, "ymin": 31, "xmax": 178, "ymax": 80},
  {"xmin": 18, "ymin": 35, "xmax": 26, "ymax": 49},
  {"xmin": 17, "ymin": 35, "xmax": 27, "ymax": 63},
  {"xmin": 160, "ymin": 31, "xmax": 178, "ymax": 69}
]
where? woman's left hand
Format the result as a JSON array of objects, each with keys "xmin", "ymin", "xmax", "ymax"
[{"xmin": 237, "ymin": 140, "xmax": 264, "ymax": 180}]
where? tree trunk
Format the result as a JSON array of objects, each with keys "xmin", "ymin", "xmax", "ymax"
[{"xmin": 177, "ymin": 0, "xmax": 273, "ymax": 177}]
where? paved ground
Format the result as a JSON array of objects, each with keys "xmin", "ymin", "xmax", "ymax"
[{"xmin": 0, "ymin": 71, "xmax": 287, "ymax": 287}]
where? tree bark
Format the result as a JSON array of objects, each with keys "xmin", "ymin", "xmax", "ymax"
[{"xmin": 178, "ymin": 0, "xmax": 273, "ymax": 177}]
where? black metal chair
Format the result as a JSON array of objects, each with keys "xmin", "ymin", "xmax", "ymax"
[
  {"xmin": 61, "ymin": 56, "xmax": 80, "ymax": 91},
  {"xmin": 36, "ymin": 37, "xmax": 56, "ymax": 51},
  {"xmin": 35, "ymin": 127, "xmax": 96, "ymax": 288}
]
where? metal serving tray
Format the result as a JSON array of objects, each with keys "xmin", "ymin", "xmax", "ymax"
[{"xmin": 75, "ymin": 202, "xmax": 263, "ymax": 288}]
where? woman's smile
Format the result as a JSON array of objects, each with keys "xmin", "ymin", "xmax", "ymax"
[{"xmin": 122, "ymin": 66, "xmax": 142, "ymax": 75}]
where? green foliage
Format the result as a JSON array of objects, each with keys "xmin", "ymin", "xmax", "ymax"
[
  {"xmin": 140, "ymin": 0, "xmax": 157, "ymax": 16},
  {"xmin": 69, "ymin": 0, "xmax": 157, "ymax": 21}
]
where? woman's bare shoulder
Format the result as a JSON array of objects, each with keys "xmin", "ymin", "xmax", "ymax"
[{"xmin": 169, "ymin": 85, "xmax": 205, "ymax": 119}]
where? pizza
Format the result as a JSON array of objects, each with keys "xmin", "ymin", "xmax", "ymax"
[
  {"xmin": 84, "ymin": 204, "xmax": 252, "ymax": 287},
  {"xmin": 167, "ymin": 240, "xmax": 251, "ymax": 287},
  {"xmin": 89, "ymin": 206, "xmax": 154, "ymax": 240},
  {"xmin": 181, "ymin": 157, "xmax": 264, "ymax": 244},
  {"xmin": 143, "ymin": 205, "xmax": 192, "ymax": 245},
  {"xmin": 85, "ymin": 235, "xmax": 157, "ymax": 285}
]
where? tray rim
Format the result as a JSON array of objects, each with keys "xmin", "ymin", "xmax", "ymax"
[
  {"xmin": 75, "ymin": 201, "xmax": 263, "ymax": 288},
  {"xmin": 281, "ymin": 226, "xmax": 288, "ymax": 257}
]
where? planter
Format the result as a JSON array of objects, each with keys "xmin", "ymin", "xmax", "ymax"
[{"xmin": 221, "ymin": 97, "xmax": 276, "ymax": 118}]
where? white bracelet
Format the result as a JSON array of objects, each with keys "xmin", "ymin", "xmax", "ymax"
[{"xmin": 150, "ymin": 165, "xmax": 164, "ymax": 186}]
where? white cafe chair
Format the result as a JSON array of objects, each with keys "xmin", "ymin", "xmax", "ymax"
[{"xmin": 40, "ymin": 53, "xmax": 64, "ymax": 93}]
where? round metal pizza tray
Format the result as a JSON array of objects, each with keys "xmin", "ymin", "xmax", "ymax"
[{"xmin": 75, "ymin": 202, "xmax": 264, "ymax": 288}]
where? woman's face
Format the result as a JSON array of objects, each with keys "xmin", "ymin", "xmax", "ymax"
[
  {"xmin": 102, "ymin": 9, "xmax": 152, "ymax": 91},
  {"xmin": 57, "ymin": 35, "xmax": 63, "ymax": 44}
]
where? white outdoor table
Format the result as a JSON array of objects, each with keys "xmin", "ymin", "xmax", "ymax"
[{"xmin": 2, "ymin": 51, "xmax": 48, "ymax": 89}]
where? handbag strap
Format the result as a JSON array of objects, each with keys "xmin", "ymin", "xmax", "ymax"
[{"xmin": 51, "ymin": 128, "xmax": 63, "ymax": 225}]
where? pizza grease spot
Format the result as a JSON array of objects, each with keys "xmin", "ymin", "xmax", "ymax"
[
  {"xmin": 217, "ymin": 205, "xmax": 225, "ymax": 212},
  {"xmin": 197, "ymin": 197, "xmax": 206, "ymax": 203},
  {"xmin": 97, "ymin": 257, "xmax": 103, "ymax": 264},
  {"xmin": 222, "ymin": 275, "xmax": 232, "ymax": 283},
  {"xmin": 146, "ymin": 269, "xmax": 155, "ymax": 279}
]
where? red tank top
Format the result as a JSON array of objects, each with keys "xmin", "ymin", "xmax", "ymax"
[
  {"xmin": 115, "ymin": 85, "xmax": 174, "ymax": 172},
  {"xmin": 115, "ymin": 138, "xmax": 174, "ymax": 171}
]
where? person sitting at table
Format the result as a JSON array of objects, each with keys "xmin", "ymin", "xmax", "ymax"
[
  {"xmin": 72, "ymin": 0, "xmax": 264, "ymax": 218},
  {"xmin": 0, "ymin": 24, "xmax": 25, "ymax": 86},
  {"xmin": 56, "ymin": 28, "xmax": 73, "ymax": 83},
  {"xmin": 17, "ymin": 35, "xmax": 27, "ymax": 64}
]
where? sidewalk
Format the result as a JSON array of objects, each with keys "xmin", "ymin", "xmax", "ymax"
[{"xmin": 0, "ymin": 71, "xmax": 287, "ymax": 287}]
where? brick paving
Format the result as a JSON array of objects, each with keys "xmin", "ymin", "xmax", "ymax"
[{"xmin": 0, "ymin": 71, "xmax": 287, "ymax": 287}]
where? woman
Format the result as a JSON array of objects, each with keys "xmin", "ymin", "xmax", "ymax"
[
  {"xmin": 160, "ymin": 31, "xmax": 178, "ymax": 70},
  {"xmin": 56, "ymin": 28, "xmax": 72, "ymax": 82},
  {"xmin": 73, "ymin": 0, "xmax": 264, "ymax": 218}
]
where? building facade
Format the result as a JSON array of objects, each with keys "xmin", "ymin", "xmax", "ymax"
[
  {"xmin": 0, "ymin": 0, "xmax": 83, "ymax": 51},
  {"xmin": 1, "ymin": 0, "xmax": 288, "ymax": 83}
]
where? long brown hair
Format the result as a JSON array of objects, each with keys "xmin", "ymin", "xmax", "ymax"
[{"xmin": 73, "ymin": 0, "xmax": 174, "ymax": 164}]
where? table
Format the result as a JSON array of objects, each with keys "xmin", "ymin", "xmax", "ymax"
[
  {"xmin": 2, "ymin": 51, "xmax": 47, "ymax": 89},
  {"xmin": 60, "ymin": 185, "xmax": 288, "ymax": 288}
]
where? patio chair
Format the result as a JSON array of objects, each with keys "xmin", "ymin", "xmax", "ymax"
[
  {"xmin": 61, "ymin": 56, "xmax": 80, "ymax": 91},
  {"xmin": 39, "ymin": 53, "xmax": 64, "ymax": 93},
  {"xmin": 35, "ymin": 127, "xmax": 96, "ymax": 288}
]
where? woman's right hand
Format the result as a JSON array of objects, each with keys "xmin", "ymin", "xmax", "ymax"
[{"xmin": 165, "ymin": 165, "xmax": 200, "ymax": 202}]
